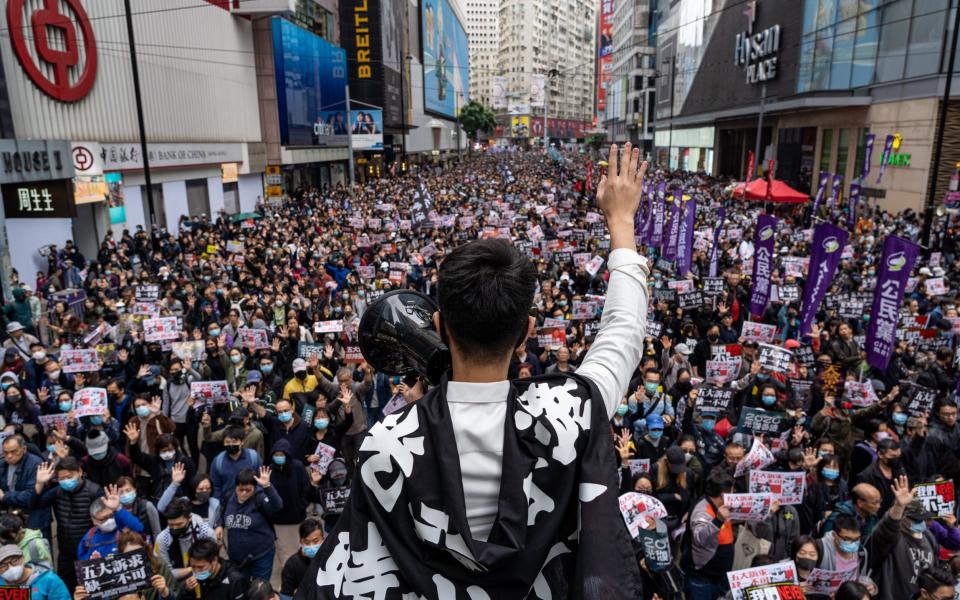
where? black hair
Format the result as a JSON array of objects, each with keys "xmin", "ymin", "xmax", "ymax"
[
  {"xmin": 704, "ymin": 469, "xmax": 734, "ymax": 498},
  {"xmin": 224, "ymin": 426, "xmax": 246, "ymax": 443},
  {"xmin": 244, "ymin": 580, "xmax": 277, "ymax": 600},
  {"xmin": 163, "ymin": 498, "xmax": 192, "ymax": 520},
  {"xmin": 0, "ymin": 513, "xmax": 24, "ymax": 543},
  {"xmin": 917, "ymin": 567, "xmax": 956, "ymax": 593},
  {"xmin": 155, "ymin": 433, "xmax": 178, "ymax": 452},
  {"xmin": 834, "ymin": 581, "xmax": 869, "ymax": 600},
  {"xmin": 189, "ymin": 538, "xmax": 220, "ymax": 562},
  {"xmin": 877, "ymin": 438, "xmax": 899, "ymax": 454},
  {"xmin": 56, "ymin": 456, "xmax": 81, "ymax": 473},
  {"xmin": 833, "ymin": 514, "xmax": 860, "ymax": 535},
  {"xmin": 750, "ymin": 554, "xmax": 776, "ymax": 567},
  {"xmin": 861, "ymin": 419, "xmax": 883, "ymax": 440},
  {"xmin": 236, "ymin": 469, "xmax": 257, "ymax": 487},
  {"xmin": 299, "ymin": 517, "xmax": 323, "ymax": 539},
  {"xmin": 437, "ymin": 239, "xmax": 536, "ymax": 362},
  {"xmin": 790, "ymin": 535, "xmax": 818, "ymax": 560}
]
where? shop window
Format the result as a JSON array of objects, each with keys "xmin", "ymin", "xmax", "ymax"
[{"xmin": 798, "ymin": 35, "xmax": 816, "ymax": 92}]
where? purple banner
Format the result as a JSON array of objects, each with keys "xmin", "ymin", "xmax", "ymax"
[
  {"xmin": 829, "ymin": 173, "xmax": 843, "ymax": 217},
  {"xmin": 648, "ymin": 182, "xmax": 666, "ymax": 247},
  {"xmin": 876, "ymin": 134, "xmax": 894, "ymax": 185},
  {"xmin": 862, "ymin": 133, "xmax": 875, "ymax": 180},
  {"xmin": 749, "ymin": 214, "xmax": 778, "ymax": 317},
  {"xmin": 676, "ymin": 196, "xmax": 697, "ymax": 276},
  {"xmin": 663, "ymin": 188, "xmax": 682, "ymax": 261},
  {"xmin": 847, "ymin": 181, "xmax": 861, "ymax": 230},
  {"xmin": 799, "ymin": 223, "xmax": 850, "ymax": 336},
  {"xmin": 709, "ymin": 207, "xmax": 726, "ymax": 277},
  {"xmin": 812, "ymin": 172, "xmax": 831, "ymax": 217},
  {"xmin": 866, "ymin": 236, "xmax": 920, "ymax": 370}
]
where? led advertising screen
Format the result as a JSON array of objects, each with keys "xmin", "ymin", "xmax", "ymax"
[
  {"xmin": 421, "ymin": 0, "xmax": 469, "ymax": 118},
  {"xmin": 316, "ymin": 109, "xmax": 385, "ymax": 150},
  {"xmin": 271, "ymin": 18, "xmax": 347, "ymax": 147}
]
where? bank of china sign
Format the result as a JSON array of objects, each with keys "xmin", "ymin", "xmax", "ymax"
[{"xmin": 734, "ymin": 0, "xmax": 780, "ymax": 84}]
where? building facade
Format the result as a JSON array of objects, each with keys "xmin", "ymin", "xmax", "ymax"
[
  {"xmin": 466, "ymin": 0, "xmax": 499, "ymax": 108},
  {"xmin": 654, "ymin": 0, "xmax": 960, "ymax": 213},
  {"xmin": 604, "ymin": 0, "xmax": 657, "ymax": 152}
]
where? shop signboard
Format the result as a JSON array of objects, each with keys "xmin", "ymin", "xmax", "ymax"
[{"xmin": 2, "ymin": 179, "xmax": 76, "ymax": 218}]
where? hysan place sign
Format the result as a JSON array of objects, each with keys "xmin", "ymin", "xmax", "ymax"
[{"xmin": 734, "ymin": 0, "xmax": 780, "ymax": 84}]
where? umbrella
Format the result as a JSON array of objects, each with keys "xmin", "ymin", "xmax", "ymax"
[
  {"xmin": 229, "ymin": 212, "xmax": 262, "ymax": 223},
  {"xmin": 733, "ymin": 178, "xmax": 810, "ymax": 203}
]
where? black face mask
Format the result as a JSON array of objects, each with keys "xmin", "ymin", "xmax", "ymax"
[
  {"xmin": 225, "ymin": 445, "xmax": 242, "ymax": 456},
  {"xmin": 795, "ymin": 558, "xmax": 816, "ymax": 571},
  {"xmin": 675, "ymin": 381, "xmax": 692, "ymax": 394},
  {"xmin": 707, "ymin": 334, "xmax": 719, "ymax": 342},
  {"xmin": 295, "ymin": 371, "xmax": 307, "ymax": 381},
  {"xmin": 883, "ymin": 457, "xmax": 901, "ymax": 470},
  {"xmin": 169, "ymin": 526, "xmax": 188, "ymax": 538},
  {"xmin": 195, "ymin": 491, "xmax": 211, "ymax": 503}
]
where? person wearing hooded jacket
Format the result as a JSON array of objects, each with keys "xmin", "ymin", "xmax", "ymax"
[
  {"xmin": 267, "ymin": 439, "xmax": 310, "ymax": 587},
  {"xmin": 217, "ymin": 467, "xmax": 283, "ymax": 582},
  {"xmin": 0, "ymin": 543, "xmax": 70, "ymax": 600},
  {"xmin": 80, "ymin": 429, "xmax": 133, "ymax": 487}
]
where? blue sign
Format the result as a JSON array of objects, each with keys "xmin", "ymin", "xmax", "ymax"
[
  {"xmin": 421, "ymin": 0, "xmax": 469, "ymax": 118},
  {"xmin": 271, "ymin": 18, "xmax": 347, "ymax": 147}
]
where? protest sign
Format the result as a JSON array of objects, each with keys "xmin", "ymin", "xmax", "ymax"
[
  {"xmin": 790, "ymin": 378, "xmax": 814, "ymax": 410},
  {"xmin": 344, "ymin": 345, "xmax": 364, "ymax": 364},
  {"xmin": 542, "ymin": 317, "xmax": 567, "ymax": 329},
  {"xmin": 322, "ymin": 488, "xmax": 352, "ymax": 515},
  {"xmin": 537, "ymin": 327, "xmax": 567, "ymax": 350},
  {"xmin": 226, "ymin": 240, "xmax": 244, "ymax": 253},
  {"xmin": 628, "ymin": 459, "xmax": 651, "ymax": 477},
  {"xmin": 838, "ymin": 298, "xmax": 865, "ymax": 319},
  {"xmin": 76, "ymin": 549, "xmax": 153, "ymax": 599},
  {"xmin": 171, "ymin": 341, "xmax": 204, "ymax": 363},
  {"xmin": 741, "ymin": 322, "xmax": 777, "ymax": 343},
  {"xmin": 743, "ymin": 582, "xmax": 804, "ymax": 600},
  {"xmin": 358, "ymin": 265, "xmax": 376, "ymax": 280},
  {"xmin": 925, "ymin": 277, "xmax": 948, "ymax": 296},
  {"xmin": 749, "ymin": 470, "xmax": 805, "ymax": 505},
  {"xmin": 314, "ymin": 320, "xmax": 344, "ymax": 334},
  {"xmin": 571, "ymin": 301, "xmax": 597, "ymax": 320},
  {"xmin": 190, "ymin": 381, "xmax": 230, "ymax": 408},
  {"xmin": 900, "ymin": 380, "xmax": 937, "ymax": 416},
  {"xmin": 645, "ymin": 320, "xmax": 663, "ymax": 338},
  {"xmin": 381, "ymin": 394, "xmax": 408, "ymax": 418},
  {"xmin": 914, "ymin": 480, "xmax": 956, "ymax": 517},
  {"xmin": 134, "ymin": 284, "xmax": 159, "ymax": 302},
  {"xmin": 636, "ymin": 521, "xmax": 673, "ymax": 572},
  {"xmin": 803, "ymin": 567, "xmax": 858, "ymax": 596},
  {"xmin": 735, "ymin": 439, "xmax": 776, "ymax": 477},
  {"xmin": 61, "ymin": 348, "xmax": 100, "ymax": 373},
  {"xmin": 723, "ymin": 493, "xmax": 775, "ymax": 522},
  {"xmin": 843, "ymin": 380, "xmax": 879, "ymax": 408},
  {"xmin": 703, "ymin": 277, "xmax": 725, "ymax": 296},
  {"xmin": 777, "ymin": 284, "xmax": 800, "ymax": 303},
  {"xmin": 237, "ymin": 327, "xmax": 270, "ymax": 350},
  {"xmin": 38, "ymin": 413, "xmax": 69, "ymax": 431},
  {"xmin": 668, "ymin": 279, "xmax": 694, "ymax": 294},
  {"xmin": 757, "ymin": 344, "xmax": 793, "ymax": 374},
  {"xmin": 738, "ymin": 408, "xmax": 787, "ymax": 435},
  {"xmin": 793, "ymin": 345, "xmax": 816, "ymax": 368},
  {"xmin": 585, "ymin": 256, "xmax": 604, "ymax": 277},
  {"xmin": 73, "ymin": 388, "xmax": 108, "ymax": 418},
  {"xmin": 705, "ymin": 359, "xmax": 741, "ymax": 386},
  {"xmin": 143, "ymin": 317, "xmax": 179, "ymax": 342},
  {"xmin": 711, "ymin": 344, "xmax": 742, "ymax": 361},
  {"xmin": 678, "ymin": 290, "xmax": 705, "ymax": 310},
  {"xmin": 696, "ymin": 386, "xmax": 735, "ymax": 413},
  {"xmin": 314, "ymin": 442, "xmax": 337, "ymax": 475},
  {"xmin": 618, "ymin": 492, "xmax": 668, "ymax": 538},
  {"xmin": 298, "ymin": 342, "xmax": 325, "ymax": 360},
  {"xmin": 652, "ymin": 288, "xmax": 676, "ymax": 304}
]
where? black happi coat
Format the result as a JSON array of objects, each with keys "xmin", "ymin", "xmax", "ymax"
[{"xmin": 296, "ymin": 372, "xmax": 643, "ymax": 599}]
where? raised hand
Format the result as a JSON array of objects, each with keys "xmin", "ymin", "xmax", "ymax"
[
  {"xmin": 892, "ymin": 474, "xmax": 914, "ymax": 507},
  {"xmin": 36, "ymin": 462, "xmax": 55, "ymax": 485},
  {"xmin": 596, "ymin": 143, "xmax": 646, "ymax": 244},
  {"xmin": 124, "ymin": 421, "xmax": 140, "ymax": 444},
  {"xmin": 255, "ymin": 466, "xmax": 272, "ymax": 488},
  {"xmin": 802, "ymin": 448, "xmax": 819, "ymax": 471},
  {"xmin": 103, "ymin": 484, "xmax": 121, "ymax": 510},
  {"xmin": 171, "ymin": 462, "xmax": 186, "ymax": 484}
]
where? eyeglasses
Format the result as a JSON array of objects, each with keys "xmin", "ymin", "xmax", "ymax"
[{"xmin": 0, "ymin": 556, "xmax": 23, "ymax": 570}]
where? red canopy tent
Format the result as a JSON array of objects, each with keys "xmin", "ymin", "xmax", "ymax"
[{"xmin": 733, "ymin": 178, "xmax": 810, "ymax": 203}]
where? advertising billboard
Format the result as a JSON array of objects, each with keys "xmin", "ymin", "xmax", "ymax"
[
  {"xmin": 421, "ymin": 0, "xmax": 470, "ymax": 118},
  {"xmin": 271, "ymin": 18, "xmax": 347, "ymax": 147},
  {"xmin": 511, "ymin": 116, "xmax": 530, "ymax": 138},
  {"xmin": 339, "ymin": 0, "xmax": 404, "ymax": 128},
  {"xmin": 316, "ymin": 110, "xmax": 385, "ymax": 150},
  {"xmin": 597, "ymin": 0, "xmax": 614, "ymax": 114}
]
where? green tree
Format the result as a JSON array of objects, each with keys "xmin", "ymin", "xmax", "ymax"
[
  {"xmin": 459, "ymin": 101, "xmax": 497, "ymax": 149},
  {"xmin": 584, "ymin": 132, "xmax": 606, "ymax": 160}
]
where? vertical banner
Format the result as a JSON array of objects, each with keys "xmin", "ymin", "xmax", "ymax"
[
  {"xmin": 709, "ymin": 207, "xmax": 726, "ymax": 277},
  {"xmin": 866, "ymin": 236, "xmax": 921, "ymax": 370},
  {"xmin": 743, "ymin": 150, "xmax": 755, "ymax": 200},
  {"xmin": 765, "ymin": 159, "xmax": 776, "ymax": 201},
  {"xmin": 596, "ymin": 0, "xmax": 614, "ymax": 115},
  {"xmin": 677, "ymin": 196, "xmax": 697, "ymax": 277},
  {"xmin": 491, "ymin": 75, "xmax": 507, "ymax": 109},
  {"xmin": 799, "ymin": 223, "xmax": 850, "ymax": 335},
  {"xmin": 829, "ymin": 173, "xmax": 842, "ymax": 216},
  {"xmin": 749, "ymin": 214, "xmax": 778, "ymax": 317},
  {"xmin": 586, "ymin": 161, "xmax": 594, "ymax": 193},
  {"xmin": 862, "ymin": 133, "xmax": 875, "ymax": 180},
  {"xmin": 663, "ymin": 189, "xmax": 682, "ymax": 261},
  {"xmin": 847, "ymin": 181, "xmax": 861, "ymax": 230},
  {"xmin": 530, "ymin": 73, "xmax": 546, "ymax": 108},
  {"xmin": 876, "ymin": 134, "xmax": 894, "ymax": 185},
  {"xmin": 812, "ymin": 171, "xmax": 831, "ymax": 216},
  {"xmin": 649, "ymin": 182, "xmax": 667, "ymax": 247}
]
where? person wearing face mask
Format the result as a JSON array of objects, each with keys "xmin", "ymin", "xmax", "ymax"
[
  {"xmin": 788, "ymin": 535, "xmax": 829, "ymax": 600},
  {"xmin": 221, "ymin": 344, "xmax": 248, "ymax": 394},
  {"xmin": 162, "ymin": 358, "xmax": 199, "ymax": 453},
  {"xmin": 155, "ymin": 498, "xmax": 217, "ymax": 584},
  {"xmin": 258, "ymin": 357, "xmax": 284, "ymax": 403},
  {"xmin": 179, "ymin": 538, "xmax": 248, "ymax": 600},
  {"xmin": 301, "ymin": 401, "xmax": 353, "ymax": 466},
  {"xmin": 216, "ymin": 467, "xmax": 283, "ymax": 582},
  {"xmin": 81, "ymin": 429, "xmax": 133, "ymax": 487},
  {"xmin": 0, "ymin": 544, "xmax": 70, "ymax": 600},
  {"xmin": 201, "ymin": 406, "xmax": 266, "ymax": 459},
  {"xmin": 693, "ymin": 410, "xmax": 726, "ymax": 471},
  {"xmin": 799, "ymin": 454, "xmax": 848, "ymax": 535},
  {"xmin": 246, "ymin": 396, "xmax": 311, "ymax": 459},
  {"xmin": 0, "ymin": 384, "xmax": 40, "ymax": 434},
  {"xmin": 631, "ymin": 369, "xmax": 675, "ymax": 435},
  {"xmin": 21, "ymin": 342, "xmax": 50, "ymax": 394},
  {"xmin": 76, "ymin": 486, "xmax": 146, "ymax": 560},
  {"xmin": 210, "ymin": 427, "xmax": 262, "ymax": 501},
  {"xmin": 634, "ymin": 414, "xmax": 672, "ymax": 463},
  {"xmin": 857, "ymin": 438, "xmax": 905, "ymax": 515},
  {"xmin": 115, "ymin": 475, "xmax": 162, "ymax": 538},
  {"xmin": 265, "ymin": 439, "xmax": 309, "ymax": 582},
  {"xmin": 306, "ymin": 458, "xmax": 350, "ymax": 533},
  {"xmin": 902, "ymin": 415, "xmax": 938, "ymax": 484},
  {"xmin": 868, "ymin": 478, "xmax": 939, "ymax": 600},
  {"xmin": 282, "ymin": 358, "xmax": 319, "ymax": 401},
  {"xmin": 31, "ymin": 458, "xmax": 100, "ymax": 590},
  {"xmin": 280, "ymin": 518, "xmax": 324, "ymax": 600}
]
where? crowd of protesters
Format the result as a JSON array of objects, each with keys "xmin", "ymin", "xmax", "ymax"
[{"xmin": 0, "ymin": 147, "xmax": 956, "ymax": 600}]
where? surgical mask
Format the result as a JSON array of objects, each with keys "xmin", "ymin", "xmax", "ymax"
[
  {"xmin": 194, "ymin": 570, "xmax": 212, "ymax": 581},
  {"xmin": 272, "ymin": 455, "xmax": 286, "ymax": 466},
  {"xmin": 302, "ymin": 543, "xmax": 321, "ymax": 558},
  {"xmin": 230, "ymin": 354, "xmax": 242, "ymax": 365},
  {"xmin": 120, "ymin": 491, "xmax": 137, "ymax": 505},
  {"xmin": 756, "ymin": 373, "xmax": 769, "ymax": 382},
  {"xmin": 822, "ymin": 468, "xmax": 840, "ymax": 480},
  {"xmin": 59, "ymin": 401, "xmax": 72, "ymax": 412},
  {"xmin": 892, "ymin": 412, "xmax": 908, "ymax": 425},
  {"xmin": 0, "ymin": 383, "xmax": 10, "ymax": 391},
  {"xmin": 160, "ymin": 450, "xmax": 176, "ymax": 461},
  {"xmin": 817, "ymin": 450, "xmax": 830, "ymax": 458},
  {"xmin": 278, "ymin": 411, "xmax": 293, "ymax": 423},
  {"xmin": 647, "ymin": 429, "xmax": 663, "ymax": 442},
  {"xmin": 59, "ymin": 478, "xmax": 79, "ymax": 491},
  {"xmin": 136, "ymin": 406, "xmax": 151, "ymax": 418},
  {"xmin": 260, "ymin": 364, "xmax": 273, "ymax": 375},
  {"xmin": 909, "ymin": 520, "xmax": 927, "ymax": 533},
  {"xmin": 314, "ymin": 418, "xmax": 329, "ymax": 430},
  {"xmin": 644, "ymin": 382, "xmax": 659, "ymax": 395},
  {"xmin": 98, "ymin": 518, "xmax": 117, "ymax": 533},
  {"xmin": 616, "ymin": 404, "xmax": 628, "ymax": 417},
  {"xmin": 48, "ymin": 370, "xmax": 61, "ymax": 380},
  {"xmin": 91, "ymin": 450, "xmax": 108, "ymax": 460},
  {"xmin": 46, "ymin": 444, "xmax": 57, "ymax": 454},
  {"xmin": 701, "ymin": 419, "xmax": 716, "ymax": 432},
  {"xmin": 761, "ymin": 395, "xmax": 777, "ymax": 406},
  {"xmin": 90, "ymin": 416, "xmax": 104, "ymax": 425},
  {"xmin": 838, "ymin": 539, "xmax": 859, "ymax": 554},
  {"xmin": 1, "ymin": 564, "xmax": 24, "ymax": 583},
  {"xmin": 684, "ymin": 452, "xmax": 694, "ymax": 464},
  {"xmin": 32, "ymin": 351, "xmax": 46, "ymax": 361}
]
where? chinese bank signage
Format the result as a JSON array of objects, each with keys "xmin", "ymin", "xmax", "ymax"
[
  {"xmin": 2, "ymin": 179, "xmax": 76, "ymax": 218},
  {"xmin": 734, "ymin": 0, "xmax": 781, "ymax": 84}
]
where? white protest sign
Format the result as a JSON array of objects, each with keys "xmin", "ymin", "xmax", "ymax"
[
  {"xmin": 143, "ymin": 317, "xmax": 180, "ymax": 342},
  {"xmin": 749, "ymin": 470, "xmax": 806, "ymax": 505},
  {"xmin": 61, "ymin": 349, "xmax": 100, "ymax": 373},
  {"xmin": 73, "ymin": 388, "xmax": 108, "ymax": 418},
  {"xmin": 741, "ymin": 322, "xmax": 777, "ymax": 344},
  {"xmin": 735, "ymin": 440, "xmax": 776, "ymax": 477},
  {"xmin": 617, "ymin": 492, "xmax": 668, "ymax": 538}
]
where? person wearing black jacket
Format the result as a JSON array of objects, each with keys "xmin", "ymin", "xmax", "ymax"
[
  {"xmin": 267, "ymin": 439, "xmax": 309, "ymax": 580},
  {"xmin": 178, "ymin": 538, "xmax": 248, "ymax": 600},
  {"xmin": 280, "ymin": 518, "xmax": 324, "ymax": 600},
  {"xmin": 857, "ymin": 438, "xmax": 906, "ymax": 515},
  {"xmin": 125, "ymin": 424, "xmax": 197, "ymax": 501}
]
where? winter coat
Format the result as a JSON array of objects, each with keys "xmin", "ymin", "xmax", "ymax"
[
  {"xmin": 33, "ymin": 478, "xmax": 102, "ymax": 555},
  {"xmin": 0, "ymin": 451, "xmax": 51, "ymax": 530},
  {"xmin": 268, "ymin": 439, "xmax": 310, "ymax": 525}
]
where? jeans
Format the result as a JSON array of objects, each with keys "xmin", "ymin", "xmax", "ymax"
[
  {"xmin": 685, "ymin": 574, "xmax": 728, "ymax": 600},
  {"xmin": 243, "ymin": 549, "xmax": 275, "ymax": 583}
]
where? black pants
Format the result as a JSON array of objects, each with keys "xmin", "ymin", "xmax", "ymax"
[
  {"xmin": 175, "ymin": 416, "xmax": 201, "ymax": 465},
  {"xmin": 58, "ymin": 550, "xmax": 78, "ymax": 592}
]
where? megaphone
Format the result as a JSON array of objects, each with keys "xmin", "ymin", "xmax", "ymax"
[{"xmin": 358, "ymin": 289, "xmax": 450, "ymax": 385}]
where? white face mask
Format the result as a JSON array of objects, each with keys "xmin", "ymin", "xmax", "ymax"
[
  {"xmin": 49, "ymin": 370, "xmax": 61, "ymax": 380},
  {"xmin": 159, "ymin": 450, "xmax": 176, "ymax": 461},
  {"xmin": 98, "ymin": 518, "xmax": 117, "ymax": 533},
  {"xmin": 1, "ymin": 564, "xmax": 23, "ymax": 583}
]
